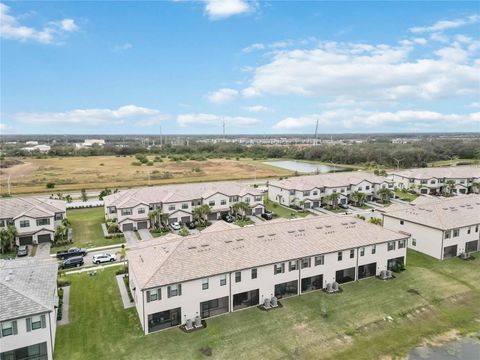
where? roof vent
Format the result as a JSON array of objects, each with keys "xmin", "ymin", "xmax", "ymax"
[
  {"xmin": 224, "ymin": 240, "xmax": 233, "ymax": 243},
  {"xmin": 236, "ymin": 238, "xmax": 244, "ymax": 242},
  {"xmin": 257, "ymin": 235, "xmax": 265, "ymax": 238},
  {"xmin": 188, "ymin": 246, "xmax": 197, "ymax": 250},
  {"xmin": 201, "ymin": 244, "xmax": 209, "ymax": 248}
]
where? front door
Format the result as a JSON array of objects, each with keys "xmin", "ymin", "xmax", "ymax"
[{"xmin": 170, "ymin": 308, "xmax": 180, "ymax": 326}]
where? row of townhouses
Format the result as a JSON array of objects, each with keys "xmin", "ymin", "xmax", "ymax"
[
  {"xmin": 382, "ymin": 195, "xmax": 480, "ymax": 260},
  {"xmin": 0, "ymin": 258, "xmax": 58, "ymax": 360},
  {"xmin": 0, "ymin": 198, "xmax": 67, "ymax": 246},
  {"xmin": 389, "ymin": 166, "xmax": 480, "ymax": 195},
  {"xmin": 127, "ymin": 215, "xmax": 408, "ymax": 334},
  {"xmin": 267, "ymin": 171, "xmax": 394, "ymax": 208},
  {"xmin": 103, "ymin": 182, "xmax": 264, "ymax": 232}
]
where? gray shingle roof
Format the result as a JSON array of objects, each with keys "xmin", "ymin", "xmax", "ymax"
[
  {"xmin": 391, "ymin": 166, "xmax": 480, "ymax": 180},
  {"xmin": 0, "ymin": 197, "xmax": 66, "ymax": 220},
  {"xmin": 0, "ymin": 258, "xmax": 58, "ymax": 321}
]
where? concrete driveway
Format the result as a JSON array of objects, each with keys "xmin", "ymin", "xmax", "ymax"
[
  {"xmin": 35, "ymin": 243, "xmax": 51, "ymax": 258},
  {"xmin": 251, "ymin": 216, "xmax": 265, "ymax": 224},
  {"xmin": 123, "ymin": 231, "xmax": 138, "ymax": 246},
  {"xmin": 138, "ymin": 229, "xmax": 153, "ymax": 241}
]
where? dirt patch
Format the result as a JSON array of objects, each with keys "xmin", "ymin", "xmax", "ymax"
[
  {"xmin": 0, "ymin": 159, "xmax": 23, "ymax": 168},
  {"xmin": 420, "ymin": 329, "xmax": 460, "ymax": 347}
]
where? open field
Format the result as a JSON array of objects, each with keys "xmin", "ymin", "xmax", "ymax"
[
  {"xmin": 52, "ymin": 208, "xmax": 124, "ymax": 253},
  {"xmin": 0, "ymin": 156, "xmax": 292, "ymax": 195},
  {"xmin": 54, "ymin": 250, "xmax": 480, "ymax": 360},
  {"xmin": 264, "ymin": 197, "xmax": 310, "ymax": 219},
  {"xmin": 428, "ymin": 158, "xmax": 480, "ymax": 167}
]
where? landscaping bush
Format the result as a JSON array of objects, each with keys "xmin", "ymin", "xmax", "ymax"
[
  {"xmin": 46, "ymin": 182, "xmax": 55, "ymax": 189},
  {"xmin": 131, "ymin": 161, "xmax": 142, "ymax": 166}
]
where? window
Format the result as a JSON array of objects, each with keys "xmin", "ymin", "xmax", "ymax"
[
  {"xmin": 453, "ymin": 229, "xmax": 459, "ymax": 237},
  {"xmin": 303, "ymin": 191, "xmax": 310, "ymax": 196},
  {"xmin": 244, "ymin": 197, "xmax": 250, "ymax": 203},
  {"xmin": 209, "ymin": 201, "xmax": 215, "ymax": 206},
  {"xmin": 338, "ymin": 251, "xmax": 343, "ymax": 261},
  {"xmin": 274, "ymin": 263, "xmax": 285, "ymax": 274},
  {"xmin": 20, "ymin": 220, "xmax": 30, "ymax": 228},
  {"xmin": 202, "ymin": 278, "xmax": 209, "ymax": 290},
  {"xmin": 251, "ymin": 268, "xmax": 257, "ymax": 279},
  {"xmin": 138, "ymin": 208, "xmax": 145, "ymax": 214},
  {"xmin": 146, "ymin": 288, "xmax": 161, "ymax": 302},
  {"xmin": 312, "ymin": 191, "xmax": 318, "ymax": 196},
  {"xmin": 255, "ymin": 196, "xmax": 262, "ymax": 201},
  {"xmin": 167, "ymin": 284, "xmax": 181, "ymax": 297},
  {"xmin": 476, "ymin": 225, "xmax": 479, "ymax": 233},
  {"xmin": 314, "ymin": 255, "xmax": 324, "ymax": 266},
  {"xmin": 0, "ymin": 219, "xmax": 5, "ymax": 227},
  {"xmin": 220, "ymin": 274, "xmax": 227, "ymax": 286},
  {"xmin": 1, "ymin": 320, "xmax": 16, "ymax": 337},
  {"xmin": 398, "ymin": 239, "xmax": 406, "ymax": 249},
  {"xmin": 360, "ymin": 247, "xmax": 365, "ymax": 256},
  {"xmin": 289, "ymin": 260, "xmax": 298, "ymax": 271},
  {"xmin": 400, "ymin": 220, "xmax": 404, "ymax": 225},
  {"xmin": 350, "ymin": 249, "xmax": 355, "ymax": 258},
  {"xmin": 371, "ymin": 245, "xmax": 376, "ymax": 254},
  {"xmin": 388, "ymin": 241, "xmax": 396, "ymax": 251},
  {"xmin": 29, "ymin": 315, "xmax": 43, "ymax": 331},
  {"xmin": 36, "ymin": 218, "xmax": 50, "ymax": 226},
  {"xmin": 168, "ymin": 204, "xmax": 176, "ymax": 211},
  {"xmin": 290, "ymin": 190, "xmax": 295, "ymax": 195},
  {"xmin": 235, "ymin": 271, "xmax": 241, "ymax": 283},
  {"xmin": 366, "ymin": 186, "xmax": 370, "ymax": 190},
  {"xmin": 467, "ymin": 227, "xmax": 471, "ymax": 234},
  {"xmin": 220, "ymin": 199, "xmax": 227, "ymax": 206},
  {"xmin": 301, "ymin": 257, "xmax": 311, "ymax": 269},
  {"xmin": 230, "ymin": 196, "xmax": 239, "ymax": 202},
  {"xmin": 445, "ymin": 230, "xmax": 451, "ymax": 239},
  {"xmin": 55, "ymin": 213, "xmax": 64, "ymax": 220},
  {"xmin": 182, "ymin": 203, "xmax": 188, "ymax": 209},
  {"xmin": 412, "ymin": 238, "xmax": 417, "ymax": 246},
  {"xmin": 121, "ymin": 209, "xmax": 132, "ymax": 216},
  {"xmin": 341, "ymin": 188, "xmax": 345, "ymax": 193}
]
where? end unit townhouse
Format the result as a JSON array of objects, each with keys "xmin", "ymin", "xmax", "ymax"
[
  {"xmin": 103, "ymin": 182, "xmax": 264, "ymax": 232},
  {"xmin": 0, "ymin": 197, "xmax": 67, "ymax": 246},
  {"xmin": 0, "ymin": 258, "xmax": 58, "ymax": 360},
  {"xmin": 268, "ymin": 171, "xmax": 394, "ymax": 208},
  {"xmin": 390, "ymin": 166, "xmax": 480, "ymax": 195},
  {"xmin": 382, "ymin": 195, "xmax": 480, "ymax": 260},
  {"xmin": 127, "ymin": 215, "xmax": 408, "ymax": 334}
]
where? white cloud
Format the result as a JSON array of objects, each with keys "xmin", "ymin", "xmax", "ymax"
[
  {"xmin": 274, "ymin": 109, "xmax": 480, "ymax": 131},
  {"xmin": 14, "ymin": 105, "xmax": 168, "ymax": 127},
  {"xmin": 245, "ymin": 105, "xmax": 271, "ymax": 113},
  {"xmin": 0, "ymin": 3, "xmax": 79, "ymax": 44},
  {"xmin": 113, "ymin": 42, "xmax": 133, "ymax": 52},
  {"xmin": 243, "ymin": 41, "xmax": 479, "ymax": 102},
  {"xmin": 409, "ymin": 14, "xmax": 480, "ymax": 33},
  {"xmin": 177, "ymin": 113, "xmax": 259, "ymax": 127},
  {"xmin": 435, "ymin": 45, "xmax": 469, "ymax": 63},
  {"xmin": 242, "ymin": 43, "xmax": 265, "ymax": 53},
  {"xmin": 466, "ymin": 102, "xmax": 480, "ymax": 108},
  {"xmin": 204, "ymin": 0, "xmax": 254, "ymax": 20},
  {"xmin": 207, "ymin": 88, "xmax": 238, "ymax": 104}
]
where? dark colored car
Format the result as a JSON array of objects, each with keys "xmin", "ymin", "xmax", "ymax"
[
  {"xmin": 56, "ymin": 247, "xmax": 87, "ymax": 260},
  {"xmin": 59, "ymin": 256, "xmax": 84, "ymax": 270},
  {"xmin": 186, "ymin": 221, "xmax": 196, "ymax": 229},
  {"xmin": 222, "ymin": 214, "xmax": 235, "ymax": 223},
  {"xmin": 261, "ymin": 211, "xmax": 273, "ymax": 220},
  {"xmin": 339, "ymin": 203, "xmax": 349, "ymax": 209},
  {"xmin": 17, "ymin": 245, "xmax": 29, "ymax": 257}
]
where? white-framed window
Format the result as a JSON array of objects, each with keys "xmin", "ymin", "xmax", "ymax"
[
  {"xmin": 274, "ymin": 263, "xmax": 285, "ymax": 274},
  {"xmin": 167, "ymin": 284, "xmax": 181, "ymax": 297},
  {"xmin": 400, "ymin": 220, "xmax": 404, "ymax": 225},
  {"xmin": 28, "ymin": 315, "xmax": 43, "ymax": 331},
  {"xmin": 301, "ymin": 257, "xmax": 311, "ymax": 269},
  {"xmin": 288, "ymin": 260, "xmax": 298, "ymax": 271},
  {"xmin": 453, "ymin": 229, "xmax": 459, "ymax": 237},
  {"xmin": 20, "ymin": 220, "xmax": 30, "ymax": 228},
  {"xmin": 412, "ymin": 238, "xmax": 417, "ymax": 246},
  {"xmin": 388, "ymin": 241, "xmax": 396, "ymax": 251},
  {"xmin": 314, "ymin": 255, "xmax": 324, "ymax": 266},
  {"xmin": 350, "ymin": 249, "xmax": 355, "ymax": 258},
  {"xmin": 360, "ymin": 247, "xmax": 365, "ymax": 256},
  {"xmin": 0, "ymin": 219, "xmax": 5, "ymax": 227},
  {"xmin": 1, "ymin": 320, "xmax": 16, "ymax": 337},
  {"xmin": 137, "ymin": 208, "xmax": 145, "ymax": 214},
  {"xmin": 398, "ymin": 239, "xmax": 406, "ymax": 249},
  {"xmin": 255, "ymin": 196, "xmax": 262, "ymax": 201},
  {"xmin": 168, "ymin": 204, "xmax": 175, "ymax": 211},
  {"xmin": 337, "ymin": 251, "xmax": 343, "ymax": 261},
  {"xmin": 371, "ymin": 245, "xmax": 376, "ymax": 254},
  {"xmin": 121, "ymin": 209, "xmax": 132, "ymax": 216},
  {"xmin": 220, "ymin": 274, "xmax": 227, "ymax": 286},
  {"xmin": 182, "ymin": 203, "xmax": 188, "ymax": 209},
  {"xmin": 303, "ymin": 191, "xmax": 310, "ymax": 196},
  {"xmin": 146, "ymin": 288, "xmax": 161, "ymax": 302},
  {"xmin": 445, "ymin": 230, "xmax": 451, "ymax": 239},
  {"xmin": 220, "ymin": 199, "xmax": 227, "ymax": 206},
  {"xmin": 202, "ymin": 278, "xmax": 209, "ymax": 290},
  {"xmin": 36, "ymin": 218, "xmax": 50, "ymax": 226},
  {"xmin": 251, "ymin": 268, "xmax": 257, "ymax": 279},
  {"xmin": 235, "ymin": 271, "xmax": 241, "ymax": 283},
  {"xmin": 209, "ymin": 201, "xmax": 215, "ymax": 207},
  {"xmin": 244, "ymin": 197, "xmax": 250, "ymax": 203}
]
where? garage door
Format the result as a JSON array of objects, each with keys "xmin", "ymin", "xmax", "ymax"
[
  {"xmin": 466, "ymin": 240, "xmax": 478, "ymax": 253},
  {"xmin": 443, "ymin": 245, "xmax": 458, "ymax": 259},
  {"xmin": 37, "ymin": 234, "xmax": 51, "ymax": 243},
  {"xmin": 122, "ymin": 223, "xmax": 134, "ymax": 232},
  {"xmin": 254, "ymin": 208, "xmax": 262, "ymax": 215},
  {"xmin": 137, "ymin": 221, "xmax": 148, "ymax": 230},
  {"xmin": 19, "ymin": 236, "xmax": 33, "ymax": 245},
  {"xmin": 180, "ymin": 216, "xmax": 191, "ymax": 223},
  {"xmin": 207, "ymin": 213, "xmax": 217, "ymax": 221}
]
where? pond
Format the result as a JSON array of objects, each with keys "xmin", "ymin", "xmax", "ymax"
[
  {"xmin": 263, "ymin": 160, "xmax": 345, "ymax": 173},
  {"xmin": 407, "ymin": 336, "xmax": 480, "ymax": 360}
]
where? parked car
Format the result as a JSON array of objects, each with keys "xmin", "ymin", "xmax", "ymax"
[
  {"xmin": 56, "ymin": 247, "xmax": 87, "ymax": 260},
  {"xmin": 17, "ymin": 245, "xmax": 28, "ymax": 257},
  {"xmin": 339, "ymin": 203, "xmax": 349, "ymax": 209},
  {"xmin": 170, "ymin": 222, "xmax": 181, "ymax": 231},
  {"xmin": 186, "ymin": 221, "xmax": 196, "ymax": 229},
  {"xmin": 59, "ymin": 257, "xmax": 84, "ymax": 269},
  {"xmin": 222, "ymin": 214, "xmax": 235, "ymax": 223},
  {"xmin": 261, "ymin": 211, "xmax": 273, "ymax": 220},
  {"xmin": 92, "ymin": 253, "xmax": 116, "ymax": 264}
]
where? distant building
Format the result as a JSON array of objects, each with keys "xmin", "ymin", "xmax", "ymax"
[
  {"xmin": 25, "ymin": 141, "xmax": 39, "ymax": 146},
  {"xmin": 21, "ymin": 144, "xmax": 51, "ymax": 153},
  {"xmin": 75, "ymin": 139, "xmax": 105, "ymax": 149}
]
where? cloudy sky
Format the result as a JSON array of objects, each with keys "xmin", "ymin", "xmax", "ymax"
[{"xmin": 1, "ymin": 1, "xmax": 479, "ymax": 134}]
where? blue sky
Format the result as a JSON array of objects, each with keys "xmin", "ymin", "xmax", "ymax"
[{"xmin": 1, "ymin": 1, "xmax": 479, "ymax": 135}]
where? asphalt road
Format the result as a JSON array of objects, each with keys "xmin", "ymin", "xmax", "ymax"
[{"xmin": 57, "ymin": 247, "xmax": 123, "ymax": 269}]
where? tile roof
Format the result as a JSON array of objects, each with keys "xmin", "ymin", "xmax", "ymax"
[
  {"xmin": 268, "ymin": 171, "xmax": 391, "ymax": 191},
  {"xmin": 128, "ymin": 215, "xmax": 407, "ymax": 289},
  {"xmin": 391, "ymin": 166, "xmax": 480, "ymax": 180},
  {"xmin": 104, "ymin": 181, "xmax": 263, "ymax": 208},
  {"xmin": 0, "ymin": 258, "xmax": 58, "ymax": 321},
  {"xmin": 0, "ymin": 197, "xmax": 66, "ymax": 220},
  {"xmin": 383, "ymin": 194, "xmax": 480, "ymax": 230}
]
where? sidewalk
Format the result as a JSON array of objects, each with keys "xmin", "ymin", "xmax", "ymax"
[
  {"xmin": 49, "ymin": 243, "xmax": 126, "ymax": 258},
  {"xmin": 116, "ymin": 275, "xmax": 135, "ymax": 309},
  {"xmin": 64, "ymin": 261, "xmax": 125, "ymax": 275},
  {"xmin": 58, "ymin": 286, "xmax": 70, "ymax": 326}
]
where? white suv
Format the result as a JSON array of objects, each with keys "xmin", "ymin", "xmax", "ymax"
[{"xmin": 92, "ymin": 253, "xmax": 117, "ymax": 264}]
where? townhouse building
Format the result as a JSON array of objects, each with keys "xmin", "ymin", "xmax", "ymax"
[
  {"xmin": 0, "ymin": 258, "xmax": 58, "ymax": 360},
  {"xmin": 0, "ymin": 197, "xmax": 67, "ymax": 246},
  {"xmin": 103, "ymin": 182, "xmax": 264, "ymax": 232},
  {"xmin": 390, "ymin": 166, "xmax": 480, "ymax": 195},
  {"xmin": 268, "ymin": 171, "xmax": 394, "ymax": 208},
  {"xmin": 382, "ymin": 195, "xmax": 480, "ymax": 260},
  {"xmin": 127, "ymin": 215, "xmax": 408, "ymax": 334}
]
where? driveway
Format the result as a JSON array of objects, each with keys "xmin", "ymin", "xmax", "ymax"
[
  {"xmin": 138, "ymin": 229, "xmax": 153, "ymax": 241},
  {"xmin": 123, "ymin": 231, "xmax": 138, "ymax": 246},
  {"xmin": 35, "ymin": 243, "xmax": 51, "ymax": 258},
  {"xmin": 251, "ymin": 216, "xmax": 265, "ymax": 225}
]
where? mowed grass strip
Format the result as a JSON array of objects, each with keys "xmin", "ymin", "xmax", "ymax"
[
  {"xmin": 55, "ymin": 250, "xmax": 479, "ymax": 360},
  {"xmin": 52, "ymin": 208, "xmax": 124, "ymax": 253}
]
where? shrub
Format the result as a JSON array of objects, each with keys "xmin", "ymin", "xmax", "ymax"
[
  {"xmin": 46, "ymin": 182, "xmax": 55, "ymax": 189},
  {"xmin": 147, "ymin": 161, "xmax": 154, "ymax": 166},
  {"xmin": 131, "ymin": 161, "xmax": 142, "ymax": 166}
]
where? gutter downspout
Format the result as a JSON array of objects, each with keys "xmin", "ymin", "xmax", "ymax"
[
  {"xmin": 142, "ymin": 290, "xmax": 146, "ymax": 335},
  {"xmin": 440, "ymin": 230, "xmax": 445, "ymax": 260},
  {"xmin": 48, "ymin": 311, "xmax": 53, "ymax": 360},
  {"xmin": 355, "ymin": 247, "xmax": 359, "ymax": 281},
  {"xmin": 298, "ymin": 260, "xmax": 301, "ymax": 295}
]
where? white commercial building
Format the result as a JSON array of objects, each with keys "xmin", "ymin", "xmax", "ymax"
[
  {"xmin": 0, "ymin": 197, "xmax": 67, "ymax": 246},
  {"xmin": 390, "ymin": 166, "xmax": 480, "ymax": 195},
  {"xmin": 104, "ymin": 182, "xmax": 264, "ymax": 232},
  {"xmin": 268, "ymin": 171, "xmax": 394, "ymax": 208},
  {"xmin": 21, "ymin": 145, "xmax": 51, "ymax": 153},
  {"xmin": 75, "ymin": 139, "xmax": 105, "ymax": 149},
  {"xmin": 382, "ymin": 195, "xmax": 480, "ymax": 260},
  {"xmin": 0, "ymin": 258, "xmax": 58, "ymax": 360},
  {"xmin": 127, "ymin": 215, "xmax": 408, "ymax": 334}
]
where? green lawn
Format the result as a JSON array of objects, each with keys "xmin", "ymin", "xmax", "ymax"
[
  {"xmin": 51, "ymin": 208, "xmax": 124, "ymax": 253},
  {"xmin": 264, "ymin": 198, "xmax": 310, "ymax": 219},
  {"xmin": 55, "ymin": 250, "xmax": 480, "ymax": 360},
  {"xmin": 234, "ymin": 218, "xmax": 255, "ymax": 227},
  {"xmin": 394, "ymin": 189, "xmax": 419, "ymax": 202}
]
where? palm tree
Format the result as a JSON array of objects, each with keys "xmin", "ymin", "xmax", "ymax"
[
  {"xmin": 55, "ymin": 225, "xmax": 66, "ymax": 245},
  {"xmin": 328, "ymin": 192, "xmax": 340, "ymax": 209},
  {"xmin": 0, "ymin": 225, "xmax": 16, "ymax": 254},
  {"xmin": 116, "ymin": 245, "xmax": 128, "ymax": 273},
  {"xmin": 159, "ymin": 212, "xmax": 170, "ymax": 229},
  {"xmin": 445, "ymin": 180, "xmax": 456, "ymax": 196},
  {"xmin": 193, "ymin": 204, "xmax": 211, "ymax": 226},
  {"xmin": 471, "ymin": 182, "xmax": 480, "ymax": 194},
  {"xmin": 351, "ymin": 191, "xmax": 367, "ymax": 207},
  {"xmin": 148, "ymin": 209, "xmax": 159, "ymax": 229},
  {"xmin": 234, "ymin": 201, "xmax": 250, "ymax": 220},
  {"xmin": 377, "ymin": 188, "xmax": 392, "ymax": 204}
]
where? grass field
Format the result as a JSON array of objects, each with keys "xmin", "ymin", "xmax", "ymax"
[
  {"xmin": 54, "ymin": 250, "xmax": 480, "ymax": 360},
  {"xmin": 428, "ymin": 158, "xmax": 479, "ymax": 167},
  {"xmin": 0, "ymin": 156, "xmax": 292, "ymax": 195},
  {"xmin": 264, "ymin": 197, "xmax": 310, "ymax": 219},
  {"xmin": 394, "ymin": 189, "xmax": 419, "ymax": 202},
  {"xmin": 52, "ymin": 208, "xmax": 124, "ymax": 253}
]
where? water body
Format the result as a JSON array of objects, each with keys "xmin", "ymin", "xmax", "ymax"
[
  {"xmin": 407, "ymin": 336, "xmax": 480, "ymax": 360},
  {"xmin": 263, "ymin": 160, "xmax": 345, "ymax": 173}
]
